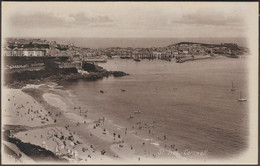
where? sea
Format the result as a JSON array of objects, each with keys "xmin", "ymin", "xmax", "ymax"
[{"xmin": 61, "ymin": 57, "xmax": 248, "ymax": 159}]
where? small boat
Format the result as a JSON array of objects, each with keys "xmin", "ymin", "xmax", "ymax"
[
  {"xmin": 176, "ymin": 58, "xmax": 183, "ymax": 63},
  {"xmin": 238, "ymin": 91, "xmax": 247, "ymax": 102},
  {"xmin": 120, "ymin": 56, "xmax": 131, "ymax": 59},
  {"xmin": 227, "ymin": 53, "xmax": 239, "ymax": 58},
  {"xmin": 121, "ymin": 89, "xmax": 126, "ymax": 92},
  {"xmin": 128, "ymin": 115, "xmax": 134, "ymax": 119},
  {"xmin": 134, "ymin": 110, "xmax": 141, "ymax": 114},
  {"xmin": 231, "ymin": 81, "xmax": 235, "ymax": 91},
  {"xmin": 134, "ymin": 58, "xmax": 141, "ymax": 62}
]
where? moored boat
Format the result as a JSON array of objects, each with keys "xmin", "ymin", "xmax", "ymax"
[{"xmin": 237, "ymin": 91, "xmax": 247, "ymax": 102}]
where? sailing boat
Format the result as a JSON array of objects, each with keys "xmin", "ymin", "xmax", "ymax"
[
  {"xmin": 134, "ymin": 110, "xmax": 141, "ymax": 114},
  {"xmin": 238, "ymin": 91, "xmax": 247, "ymax": 102},
  {"xmin": 231, "ymin": 81, "xmax": 235, "ymax": 91},
  {"xmin": 128, "ymin": 115, "xmax": 134, "ymax": 119}
]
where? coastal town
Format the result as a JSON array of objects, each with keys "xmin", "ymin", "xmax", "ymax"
[
  {"xmin": 2, "ymin": 38, "xmax": 250, "ymax": 164},
  {"xmin": 3, "ymin": 38, "xmax": 249, "ymax": 89},
  {"xmin": 3, "ymin": 38, "xmax": 250, "ymax": 89},
  {"xmin": 4, "ymin": 38, "xmax": 249, "ymax": 63}
]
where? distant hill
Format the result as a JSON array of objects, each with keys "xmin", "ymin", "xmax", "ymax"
[{"xmin": 167, "ymin": 42, "xmax": 246, "ymax": 50}]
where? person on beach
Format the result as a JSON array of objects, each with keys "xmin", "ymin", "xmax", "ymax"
[{"xmin": 101, "ymin": 150, "xmax": 106, "ymax": 155}]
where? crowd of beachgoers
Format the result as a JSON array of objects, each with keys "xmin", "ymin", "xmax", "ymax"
[{"xmin": 3, "ymin": 83, "xmax": 188, "ymax": 164}]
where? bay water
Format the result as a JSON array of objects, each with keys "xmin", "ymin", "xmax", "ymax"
[{"xmin": 62, "ymin": 57, "xmax": 248, "ymax": 159}]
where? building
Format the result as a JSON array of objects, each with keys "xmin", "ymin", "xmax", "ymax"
[
  {"xmin": 152, "ymin": 51, "xmax": 162, "ymax": 59},
  {"xmin": 172, "ymin": 51, "xmax": 178, "ymax": 55},
  {"xmin": 4, "ymin": 49, "xmax": 46, "ymax": 57},
  {"xmin": 4, "ymin": 49, "xmax": 23, "ymax": 56},
  {"xmin": 23, "ymin": 50, "xmax": 46, "ymax": 57},
  {"xmin": 182, "ymin": 50, "xmax": 189, "ymax": 54}
]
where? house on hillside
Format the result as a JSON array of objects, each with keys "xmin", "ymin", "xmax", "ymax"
[
  {"xmin": 4, "ymin": 48, "xmax": 23, "ymax": 56},
  {"xmin": 4, "ymin": 49, "xmax": 46, "ymax": 57},
  {"xmin": 152, "ymin": 51, "xmax": 162, "ymax": 59},
  {"xmin": 23, "ymin": 50, "xmax": 46, "ymax": 57}
]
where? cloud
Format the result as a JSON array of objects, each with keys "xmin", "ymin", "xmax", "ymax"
[
  {"xmin": 174, "ymin": 10, "xmax": 244, "ymax": 27},
  {"xmin": 10, "ymin": 12, "xmax": 71, "ymax": 28},
  {"xmin": 69, "ymin": 12, "xmax": 113, "ymax": 24},
  {"xmin": 4, "ymin": 2, "xmax": 249, "ymax": 38},
  {"xmin": 10, "ymin": 12, "xmax": 114, "ymax": 28}
]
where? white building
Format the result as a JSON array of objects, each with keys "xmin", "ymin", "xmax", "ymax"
[{"xmin": 23, "ymin": 50, "xmax": 46, "ymax": 57}]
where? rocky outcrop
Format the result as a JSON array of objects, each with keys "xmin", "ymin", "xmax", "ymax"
[
  {"xmin": 82, "ymin": 62, "xmax": 129, "ymax": 77},
  {"xmin": 82, "ymin": 62, "xmax": 105, "ymax": 72},
  {"xmin": 4, "ymin": 67, "xmax": 78, "ymax": 84},
  {"xmin": 110, "ymin": 71, "xmax": 129, "ymax": 77},
  {"xmin": 5, "ymin": 58, "xmax": 129, "ymax": 88},
  {"xmin": 7, "ymin": 136, "xmax": 68, "ymax": 162},
  {"xmin": 3, "ymin": 125, "xmax": 68, "ymax": 163}
]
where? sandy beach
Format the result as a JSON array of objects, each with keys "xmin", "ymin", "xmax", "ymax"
[{"xmin": 2, "ymin": 83, "xmax": 188, "ymax": 164}]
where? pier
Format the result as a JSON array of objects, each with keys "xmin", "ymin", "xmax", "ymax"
[
  {"xmin": 84, "ymin": 58, "xmax": 107, "ymax": 63},
  {"xmin": 176, "ymin": 55, "xmax": 212, "ymax": 63}
]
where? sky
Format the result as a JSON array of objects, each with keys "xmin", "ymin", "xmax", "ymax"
[{"xmin": 2, "ymin": 2, "xmax": 256, "ymax": 38}]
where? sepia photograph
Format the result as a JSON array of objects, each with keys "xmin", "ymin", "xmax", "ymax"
[{"xmin": 1, "ymin": 1, "xmax": 258, "ymax": 165}]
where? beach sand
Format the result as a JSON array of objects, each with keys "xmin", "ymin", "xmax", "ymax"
[
  {"xmin": 2, "ymin": 88, "xmax": 54, "ymax": 127},
  {"xmin": 2, "ymin": 84, "xmax": 186, "ymax": 164}
]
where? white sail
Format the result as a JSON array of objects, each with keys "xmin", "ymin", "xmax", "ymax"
[{"xmin": 238, "ymin": 91, "xmax": 247, "ymax": 102}]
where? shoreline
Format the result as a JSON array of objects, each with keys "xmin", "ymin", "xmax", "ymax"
[
  {"xmin": 3, "ymin": 81, "xmax": 192, "ymax": 163},
  {"xmin": 3, "ymin": 84, "xmax": 186, "ymax": 164},
  {"xmin": 4, "ymin": 55, "xmax": 244, "ymax": 90},
  {"xmin": 2, "ymin": 57, "xmax": 248, "ymax": 163},
  {"xmin": 4, "ymin": 70, "xmax": 129, "ymax": 89}
]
